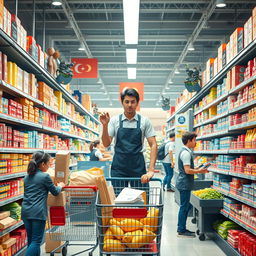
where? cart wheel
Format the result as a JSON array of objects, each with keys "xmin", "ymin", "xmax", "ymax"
[
  {"xmin": 196, "ymin": 229, "xmax": 200, "ymax": 236},
  {"xmin": 199, "ymin": 233, "xmax": 206, "ymax": 241},
  {"xmin": 191, "ymin": 217, "xmax": 196, "ymax": 224},
  {"xmin": 62, "ymin": 246, "xmax": 68, "ymax": 256},
  {"xmin": 89, "ymin": 252, "xmax": 92, "ymax": 256},
  {"xmin": 50, "ymin": 253, "xmax": 54, "ymax": 256}
]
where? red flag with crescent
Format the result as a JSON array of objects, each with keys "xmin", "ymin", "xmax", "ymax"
[{"xmin": 71, "ymin": 58, "xmax": 98, "ymax": 78}]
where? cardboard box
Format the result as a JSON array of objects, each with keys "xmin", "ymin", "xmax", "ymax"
[
  {"xmin": 233, "ymin": 27, "xmax": 244, "ymax": 56},
  {"xmin": 0, "ymin": 212, "xmax": 10, "ymax": 220},
  {"xmin": 213, "ymin": 57, "xmax": 218, "ymax": 77},
  {"xmin": 0, "ymin": 234, "xmax": 10, "ymax": 244},
  {"xmin": 45, "ymin": 232, "xmax": 64, "ymax": 253},
  {"xmin": 0, "ymin": 0, "xmax": 4, "ymax": 30},
  {"xmin": 2, "ymin": 238, "xmax": 16, "ymax": 250},
  {"xmin": 54, "ymin": 151, "xmax": 70, "ymax": 184},
  {"xmin": 2, "ymin": 54, "xmax": 7, "ymax": 82},
  {"xmin": 81, "ymin": 94, "xmax": 91, "ymax": 112},
  {"xmin": 253, "ymin": 7, "xmax": 256, "ymax": 40},
  {"xmin": 47, "ymin": 191, "xmax": 66, "ymax": 206},
  {"xmin": 206, "ymin": 58, "xmax": 215, "ymax": 83},
  {"xmin": 231, "ymin": 65, "xmax": 246, "ymax": 88},
  {"xmin": 0, "ymin": 217, "xmax": 16, "ymax": 229}
]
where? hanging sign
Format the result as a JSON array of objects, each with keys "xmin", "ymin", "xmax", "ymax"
[{"xmin": 71, "ymin": 58, "xmax": 98, "ymax": 78}]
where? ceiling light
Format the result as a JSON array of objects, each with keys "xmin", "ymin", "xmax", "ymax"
[
  {"xmin": 123, "ymin": 0, "xmax": 140, "ymax": 44},
  {"xmin": 100, "ymin": 85, "xmax": 104, "ymax": 90},
  {"xmin": 104, "ymin": 91, "xmax": 107, "ymax": 95},
  {"xmin": 216, "ymin": 0, "xmax": 226, "ymax": 8},
  {"xmin": 174, "ymin": 69, "xmax": 180, "ymax": 74},
  {"xmin": 126, "ymin": 49, "xmax": 137, "ymax": 64},
  {"xmin": 78, "ymin": 43, "xmax": 85, "ymax": 51},
  {"xmin": 109, "ymin": 102, "xmax": 113, "ymax": 106},
  {"xmin": 127, "ymin": 68, "xmax": 136, "ymax": 79},
  {"xmin": 166, "ymin": 85, "xmax": 170, "ymax": 89},
  {"xmin": 168, "ymin": 78, "xmax": 173, "ymax": 84},
  {"xmin": 188, "ymin": 42, "xmax": 195, "ymax": 51},
  {"xmin": 51, "ymin": 0, "xmax": 62, "ymax": 6},
  {"xmin": 97, "ymin": 78, "xmax": 102, "ymax": 84}
]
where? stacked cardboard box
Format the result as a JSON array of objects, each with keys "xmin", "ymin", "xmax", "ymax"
[
  {"xmin": 253, "ymin": 7, "xmax": 256, "ymax": 41},
  {"xmin": 81, "ymin": 94, "xmax": 92, "ymax": 112},
  {"xmin": 206, "ymin": 58, "xmax": 215, "ymax": 84}
]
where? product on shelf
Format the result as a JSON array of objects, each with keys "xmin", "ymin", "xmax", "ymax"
[
  {"xmin": 0, "ymin": 154, "xmax": 30, "ymax": 174},
  {"xmin": 192, "ymin": 188, "xmax": 224, "ymax": 199},
  {"xmin": 216, "ymin": 220, "xmax": 241, "ymax": 239},
  {"xmin": 2, "ymin": 202, "xmax": 21, "ymax": 221}
]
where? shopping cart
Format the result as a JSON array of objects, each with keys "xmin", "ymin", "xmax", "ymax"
[
  {"xmin": 96, "ymin": 177, "xmax": 164, "ymax": 256},
  {"xmin": 48, "ymin": 186, "xmax": 98, "ymax": 256}
]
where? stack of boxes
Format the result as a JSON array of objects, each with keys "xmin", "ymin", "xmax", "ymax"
[{"xmin": 206, "ymin": 58, "xmax": 215, "ymax": 84}]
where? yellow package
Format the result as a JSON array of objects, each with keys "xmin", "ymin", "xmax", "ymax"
[{"xmin": 103, "ymin": 239, "xmax": 126, "ymax": 252}]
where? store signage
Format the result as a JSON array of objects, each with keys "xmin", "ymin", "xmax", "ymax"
[{"xmin": 71, "ymin": 58, "xmax": 98, "ymax": 78}]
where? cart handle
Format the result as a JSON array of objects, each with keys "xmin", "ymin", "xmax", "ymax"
[
  {"xmin": 62, "ymin": 185, "xmax": 98, "ymax": 192},
  {"xmin": 113, "ymin": 208, "xmax": 148, "ymax": 219},
  {"xmin": 106, "ymin": 177, "xmax": 163, "ymax": 184}
]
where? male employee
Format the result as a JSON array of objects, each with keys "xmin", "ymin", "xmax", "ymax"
[
  {"xmin": 100, "ymin": 88, "xmax": 157, "ymax": 187},
  {"xmin": 162, "ymin": 132, "xmax": 175, "ymax": 192},
  {"xmin": 176, "ymin": 132, "xmax": 208, "ymax": 238}
]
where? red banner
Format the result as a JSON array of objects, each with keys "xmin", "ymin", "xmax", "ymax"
[
  {"xmin": 71, "ymin": 58, "xmax": 98, "ymax": 78},
  {"xmin": 119, "ymin": 82, "xmax": 144, "ymax": 101}
]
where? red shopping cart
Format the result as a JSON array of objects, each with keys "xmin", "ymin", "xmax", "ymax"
[
  {"xmin": 96, "ymin": 177, "xmax": 164, "ymax": 256},
  {"xmin": 48, "ymin": 186, "xmax": 98, "ymax": 256}
]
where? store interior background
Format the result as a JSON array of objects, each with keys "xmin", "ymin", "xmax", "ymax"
[{"xmin": 5, "ymin": 0, "xmax": 256, "ymax": 113}]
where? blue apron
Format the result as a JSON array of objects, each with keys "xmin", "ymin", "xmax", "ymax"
[
  {"xmin": 89, "ymin": 149, "xmax": 99, "ymax": 161},
  {"xmin": 111, "ymin": 114, "xmax": 146, "ymax": 178}
]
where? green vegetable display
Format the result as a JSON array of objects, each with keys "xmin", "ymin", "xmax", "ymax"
[
  {"xmin": 193, "ymin": 188, "xmax": 224, "ymax": 199},
  {"xmin": 2, "ymin": 202, "xmax": 22, "ymax": 221}
]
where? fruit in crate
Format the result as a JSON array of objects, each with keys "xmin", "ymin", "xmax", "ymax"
[{"xmin": 192, "ymin": 188, "xmax": 224, "ymax": 199}]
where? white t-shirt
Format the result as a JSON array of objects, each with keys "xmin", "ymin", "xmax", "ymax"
[
  {"xmin": 94, "ymin": 149, "xmax": 103, "ymax": 160},
  {"xmin": 162, "ymin": 141, "xmax": 175, "ymax": 163},
  {"xmin": 180, "ymin": 146, "xmax": 193, "ymax": 165}
]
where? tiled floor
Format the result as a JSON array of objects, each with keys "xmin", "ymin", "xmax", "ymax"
[{"xmin": 41, "ymin": 186, "xmax": 225, "ymax": 256}]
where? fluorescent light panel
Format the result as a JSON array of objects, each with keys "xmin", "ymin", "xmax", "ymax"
[
  {"xmin": 126, "ymin": 49, "xmax": 137, "ymax": 64},
  {"xmin": 127, "ymin": 68, "xmax": 136, "ymax": 79},
  {"xmin": 123, "ymin": 0, "xmax": 140, "ymax": 44},
  {"xmin": 52, "ymin": 0, "xmax": 62, "ymax": 6}
]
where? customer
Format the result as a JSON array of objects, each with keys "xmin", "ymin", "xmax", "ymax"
[
  {"xmin": 176, "ymin": 132, "xmax": 208, "ymax": 237},
  {"xmin": 89, "ymin": 140, "xmax": 112, "ymax": 161},
  {"xmin": 21, "ymin": 151, "xmax": 65, "ymax": 256},
  {"xmin": 162, "ymin": 132, "xmax": 175, "ymax": 192},
  {"xmin": 100, "ymin": 88, "xmax": 157, "ymax": 188}
]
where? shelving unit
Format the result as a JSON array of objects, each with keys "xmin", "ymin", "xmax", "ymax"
[
  {"xmin": 0, "ymin": 221, "xmax": 24, "ymax": 237},
  {"xmin": 221, "ymin": 210, "xmax": 256, "ymax": 236},
  {"xmin": 0, "ymin": 16, "xmax": 100, "ymax": 245},
  {"xmin": 13, "ymin": 246, "xmax": 27, "ymax": 256}
]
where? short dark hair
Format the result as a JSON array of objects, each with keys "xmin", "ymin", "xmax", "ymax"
[
  {"xmin": 182, "ymin": 132, "xmax": 197, "ymax": 145},
  {"xmin": 169, "ymin": 132, "xmax": 175, "ymax": 139},
  {"xmin": 120, "ymin": 88, "xmax": 140, "ymax": 103},
  {"xmin": 27, "ymin": 151, "xmax": 51, "ymax": 175}
]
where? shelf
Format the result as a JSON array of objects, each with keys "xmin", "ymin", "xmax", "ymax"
[
  {"xmin": 208, "ymin": 167, "xmax": 229, "ymax": 175},
  {"xmin": 194, "ymin": 111, "xmax": 229, "ymax": 128},
  {"xmin": 0, "ymin": 173, "xmax": 26, "ymax": 181},
  {"xmin": 194, "ymin": 150, "xmax": 229, "ymax": 154},
  {"xmin": 229, "ymin": 100, "xmax": 256, "ymax": 115},
  {"xmin": 213, "ymin": 186, "xmax": 256, "ymax": 208},
  {"xmin": 0, "ymin": 113, "xmax": 95, "ymax": 142},
  {"xmin": 167, "ymin": 39, "xmax": 256, "ymax": 120},
  {"xmin": 0, "ymin": 148, "xmax": 90, "ymax": 154},
  {"xmin": 194, "ymin": 92, "xmax": 229, "ymax": 116},
  {"xmin": 166, "ymin": 113, "xmax": 175, "ymax": 123},
  {"xmin": 69, "ymin": 163, "xmax": 77, "ymax": 168},
  {"xmin": 0, "ymin": 194, "xmax": 23, "ymax": 207},
  {"xmin": 196, "ymin": 130, "xmax": 230, "ymax": 140},
  {"xmin": 0, "ymin": 29, "xmax": 99, "ymax": 124},
  {"xmin": 0, "ymin": 220, "xmax": 24, "ymax": 237},
  {"xmin": 229, "ymin": 120, "xmax": 256, "ymax": 131},
  {"xmin": 229, "ymin": 149, "xmax": 256, "ymax": 154},
  {"xmin": 221, "ymin": 209, "xmax": 256, "ymax": 236},
  {"xmin": 211, "ymin": 231, "xmax": 241, "ymax": 256},
  {"xmin": 209, "ymin": 167, "xmax": 256, "ymax": 181},
  {"xmin": 14, "ymin": 246, "xmax": 27, "ymax": 256},
  {"xmin": 229, "ymin": 75, "xmax": 256, "ymax": 95}
]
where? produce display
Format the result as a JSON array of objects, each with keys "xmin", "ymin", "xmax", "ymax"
[
  {"xmin": 193, "ymin": 188, "xmax": 224, "ymax": 199},
  {"xmin": 2, "ymin": 202, "xmax": 22, "ymax": 221},
  {"xmin": 213, "ymin": 220, "xmax": 241, "ymax": 239},
  {"xmin": 103, "ymin": 207, "xmax": 159, "ymax": 252}
]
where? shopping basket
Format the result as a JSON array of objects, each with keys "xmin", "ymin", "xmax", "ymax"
[
  {"xmin": 48, "ymin": 186, "xmax": 98, "ymax": 256},
  {"xmin": 96, "ymin": 177, "xmax": 164, "ymax": 256}
]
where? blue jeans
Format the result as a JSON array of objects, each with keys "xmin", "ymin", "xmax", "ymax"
[
  {"xmin": 177, "ymin": 190, "xmax": 192, "ymax": 233},
  {"xmin": 162, "ymin": 163, "xmax": 174, "ymax": 189},
  {"xmin": 23, "ymin": 218, "xmax": 46, "ymax": 256}
]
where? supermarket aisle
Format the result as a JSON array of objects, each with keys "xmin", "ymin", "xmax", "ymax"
[{"xmin": 41, "ymin": 188, "xmax": 225, "ymax": 256}]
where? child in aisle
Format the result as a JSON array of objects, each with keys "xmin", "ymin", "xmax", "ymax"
[
  {"xmin": 21, "ymin": 151, "xmax": 65, "ymax": 256},
  {"xmin": 89, "ymin": 140, "xmax": 112, "ymax": 161}
]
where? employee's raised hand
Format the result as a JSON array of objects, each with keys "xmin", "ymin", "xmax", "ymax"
[{"xmin": 100, "ymin": 112, "xmax": 110, "ymax": 126}]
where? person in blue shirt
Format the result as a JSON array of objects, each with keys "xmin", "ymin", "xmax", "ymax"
[{"xmin": 21, "ymin": 151, "xmax": 65, "ymax": 256}]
